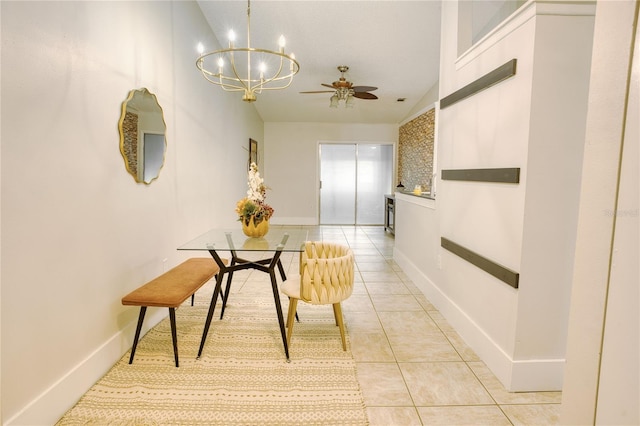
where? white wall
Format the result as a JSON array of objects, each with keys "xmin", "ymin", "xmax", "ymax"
[
  {"xmin": 0, "ymin": 1, "xmax": 263, "ymax": 424},
  {"xmin": 263, "ymin": 122, "xmax": 398, "ymax": 225},
  {"xmin": 397, "ymin": 0, "xmax": 595, "ymax": 391},
  {"xmin": 438, "ymin": 2, "xmax": 533, "ymax": 377}
]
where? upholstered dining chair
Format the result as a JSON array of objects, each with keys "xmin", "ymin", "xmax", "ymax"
[{"xmin": 281, "ymin": 242, "xmax": 355, "ymax": 351}]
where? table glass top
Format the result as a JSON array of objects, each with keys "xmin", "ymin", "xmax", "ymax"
[{"xmin": 177, "ymin": 226, "xmax": 309, "ymax": 252}]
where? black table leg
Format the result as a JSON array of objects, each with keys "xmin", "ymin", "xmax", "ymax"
[
  {"xmin": 268, "ymin": 251, "xmax": 290, "ymax": 360},
  {"xmin": 277, "ymin": 259, "xmax": 287, "ymax": 281},
  {"xmin": 219, "ymin": 269, "xmax": 234, "ymax": 319},
  {"xmin": 197, "ymin": 243, "xmax": 291, "ymax": 360}
]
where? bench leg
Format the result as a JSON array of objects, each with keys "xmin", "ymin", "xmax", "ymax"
[
  {"xmin": 191, "ymin": 274, "xmax": 225, "ymax": 307},
  {"xmin": 169, "ymin": 308, "xmax": 179, "ymax": 367},
  {"xmin": 129, "ymin": 306, "xmax": 147, "ymax": 364}
]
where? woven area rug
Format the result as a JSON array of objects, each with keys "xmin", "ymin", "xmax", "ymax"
[{"xmin": 57, "ymin": 288, "xmax": 368, "ymax": 425}]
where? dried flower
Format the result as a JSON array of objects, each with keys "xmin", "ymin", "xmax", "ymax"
[{"xmin": 236, "ymin": 163, "xmax": 273, "ymax": 225}]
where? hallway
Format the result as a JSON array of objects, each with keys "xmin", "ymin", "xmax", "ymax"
[{"xmin": 286, "ymin": 225, "xmax": 562, "ymax": 425}]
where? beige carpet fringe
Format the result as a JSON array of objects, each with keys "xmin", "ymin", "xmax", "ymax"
[{"xmin": 57, "ymin": 289, "xmax": 369, "ymax": 425}]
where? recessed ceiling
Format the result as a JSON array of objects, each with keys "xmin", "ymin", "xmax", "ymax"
[{"xmin": 196, "ymin": 1, "xmax": 442, "ymax": 124}]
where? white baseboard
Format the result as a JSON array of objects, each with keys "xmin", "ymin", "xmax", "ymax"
[
  {"xmin": 394, "ymin": 248, "xmax": 564, "ymax": 392},
  {"xmin": 6, "ymin": 308, "xmax": 167, "ymax": 426}
]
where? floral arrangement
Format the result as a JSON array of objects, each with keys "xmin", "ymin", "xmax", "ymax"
[{"xmin": 235, "ymin": 162, "xmax": 274, "ymax": 226}]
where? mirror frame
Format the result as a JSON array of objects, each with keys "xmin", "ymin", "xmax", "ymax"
[{"xmin": 118, "ymin": 88, "xmax": 167, "ymax": 184}]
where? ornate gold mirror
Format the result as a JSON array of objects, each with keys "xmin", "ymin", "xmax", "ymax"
[{"xmin": 118, "ymin": 88, "xmax": 166, "ymax": 184}]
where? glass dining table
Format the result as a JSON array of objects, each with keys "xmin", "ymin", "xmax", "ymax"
[{"xmin": 177, "ymin": 226, "xmax": 309, "ymax": 361}]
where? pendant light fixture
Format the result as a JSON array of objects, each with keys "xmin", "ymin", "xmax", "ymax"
[{"xmin": 196, "ymin": 0, "xmax": 300, "ymax": 102}]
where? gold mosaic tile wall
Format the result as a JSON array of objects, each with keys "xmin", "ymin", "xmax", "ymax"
[{"xmin": 398, "ymin": 108, "xmax": 435, "ymax": 192}]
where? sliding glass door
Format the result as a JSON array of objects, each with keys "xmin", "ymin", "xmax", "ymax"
[
  {"xmin": 319, "ymin": 143, "xmax": 393, "ymax": 225},
  {"xmin": 356, "ymin": 144, "xmax": 393, "ymax": 224},
  {"xmin": 319, "ymin": 144, "xmax": 357, "ymax": 224}
]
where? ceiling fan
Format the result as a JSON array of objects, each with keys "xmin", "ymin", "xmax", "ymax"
[{"xmin": 300, "ymin": 65, "xmax": 378, "ymax": 107}]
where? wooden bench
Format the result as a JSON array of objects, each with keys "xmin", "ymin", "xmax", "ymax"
[{"xmin": 122, "ymin": 257, "xmax": 226, "ymax": 367}]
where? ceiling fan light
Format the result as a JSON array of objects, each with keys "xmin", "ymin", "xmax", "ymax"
[
  {"xmin": 330, "ymin": 94, "xmax": 339, "ymax": 108},
  {"xmin": 345, "ymin": 95, "xmax": 355, "ymax": 108}
]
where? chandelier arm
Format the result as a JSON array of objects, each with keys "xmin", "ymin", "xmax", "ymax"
[
  {"xmin": 197, "ymin": 61, "xmax": 247, "ymax": 91},
  {"xmin": 258, "ymin": 68, "xmax": 297, "ymax": 91},
  {"xmin": 257, "ymin": 55, "xmax": 285, "ymax": 90},
  {"xmin": 228, "ymin": 50, "xmax": 252, "ymax": 94},
  {"xmin": 252, "ymin": 50, "xmax": 300, "ymax": 86},
  {"xmin": 204, "ymin": 78, "xmax": 245, "ymax": 92}
]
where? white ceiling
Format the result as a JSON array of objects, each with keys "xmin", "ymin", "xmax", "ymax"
[{"xmin": 196, "ymin": 1, "xmax": 442, "ymax": 124}]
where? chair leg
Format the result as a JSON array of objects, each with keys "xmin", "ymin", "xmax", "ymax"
[
  {"xmin": 333, "ymin": 303, "xmax": 347, "ymax": 351},
  {"xmin": 286, "ymin": 298, "xmax": 298, "ymax": 346},
  {"xmin": 332, "ymin": 304, "xmax": 340, "ymax": 326},
  {"xmin": 287, "ymin": 297, "xmax": 300, "ymax": 322}
]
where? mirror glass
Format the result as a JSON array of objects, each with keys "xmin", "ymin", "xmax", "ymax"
[{"xmin": 118, "ymin": 88, "xmax": 166, "ymax": 184}]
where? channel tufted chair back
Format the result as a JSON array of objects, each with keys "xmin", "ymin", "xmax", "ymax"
[{"xmin": 281, "ymin": 241, "xmax": 355, "ymax": 351}]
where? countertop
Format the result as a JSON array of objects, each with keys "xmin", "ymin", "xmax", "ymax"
[{"xmin": 394, "ymin": 190, "xmax": 435, "ymax": 200}]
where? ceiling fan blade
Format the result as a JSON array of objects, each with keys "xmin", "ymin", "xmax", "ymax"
[
  {"xmin": 300, "ymin": 91, "xmax": 335, "ymax": 94},
  {"xmin": 353, "ymin": 92, "xmax": 378, "ymax": 100},
  {"xmin": 352, "ymin": 86, "xmax": 378, "ymax": 92},
  {"xmin": 321, "ymin": 83, "xmax": 337, "ymax": 89}
]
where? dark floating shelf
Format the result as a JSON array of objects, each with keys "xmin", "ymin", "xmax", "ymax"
[
  {"xmin": 440, "ymin": 59, "xmax": 517, "ymax": 109},
  {"xmin": 441, "ymin": 168, "xmax": 520, "ymax": 184},
  {"xmin": 441, "ymin": 237, "xmax": 519, "ymax": 289}
]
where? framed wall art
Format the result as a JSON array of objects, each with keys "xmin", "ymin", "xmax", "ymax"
[{"xmin": 249, "ymin": 138, "xmax": 258, "ymax": 167}]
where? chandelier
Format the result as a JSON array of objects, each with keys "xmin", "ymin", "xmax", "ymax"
[{"xmin": 196, "ymin": 0, "xmax": 300, "ymax": 102}]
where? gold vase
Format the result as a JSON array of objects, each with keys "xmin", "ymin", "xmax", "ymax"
[{"xmin": 242, "ymin": 215, "xmax": 269, "ymax": 238}]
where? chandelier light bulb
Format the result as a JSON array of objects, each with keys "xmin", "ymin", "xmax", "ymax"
[
  {"xmin": 228, "ymin": 29, "xmax": 236, "ymax": 47},
  {"xmin": 278, "ymin": 35, "xmax": 286, "ymax": 52},
  {"xmin": 197, "ymin": 43, "xmax": 204, "ymax": 55}
]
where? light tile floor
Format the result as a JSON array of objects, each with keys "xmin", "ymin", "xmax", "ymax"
[{"xmin": 272, "ymin": 225, "xmax": 563, "ymax": 426}]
